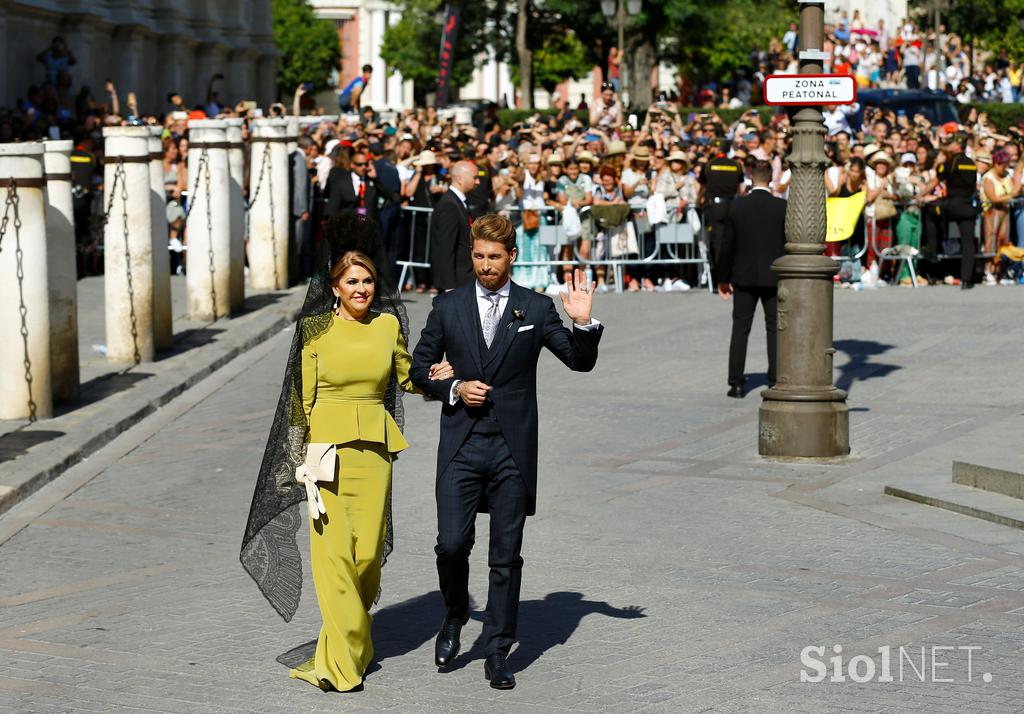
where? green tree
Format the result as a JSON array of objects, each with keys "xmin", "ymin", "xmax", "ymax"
[
  {"xmin": 380, "ymin": 0, "xmax": 513, "ymax": 105},
  {"xmin": 542, "ymin": 0, "xmax": 792, "ymax": 107},
  {"xmin": 911, "ymin": 0, "xmax": 1024, "ymax": 63},
  {"xmin": 271, "ymin": 0, "xmax": 341, "ymax": 98},
  {"xmin": 507, "ymin": 4, "xmax": 594, "ymax": 105},
  {"xmin": 532, "ymin": 32, "xmax": 592, "ymax": 94}
]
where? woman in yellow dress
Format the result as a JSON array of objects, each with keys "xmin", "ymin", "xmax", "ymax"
[
  {"xmin": 240, "ymin": 215, "xmax": 451, "ymax": 693},
  {"xmin": 290, "ymin": 250, "xmax": 448, "ymax": 691}
]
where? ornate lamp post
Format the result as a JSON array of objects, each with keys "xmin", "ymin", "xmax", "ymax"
[
  {"xmin": 758, "ymin": 0, "xmax": 850, "ymax": 457},
  {"xmin": 601, "ymin": 0, "xmax": 642, "ymax": 106}
]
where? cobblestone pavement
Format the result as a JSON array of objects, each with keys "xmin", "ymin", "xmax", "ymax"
[{"xmin": 2, "ymin": 285, "xmax": 1024, "ymax": 712}]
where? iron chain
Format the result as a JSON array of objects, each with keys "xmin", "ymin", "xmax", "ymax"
[
  {"xmin": 114, "ymin": 160, "xmax": 142, "ymax": 364},
  {"xmin": 2, "ymin": 181, "xmax": 38, "ymax": 421},
  {"xmin": 202, "ymin": 151, "xmax": 218, "ymax": 320}
]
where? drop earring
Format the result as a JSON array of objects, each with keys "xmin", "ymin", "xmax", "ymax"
[{"xmin": 333, "ymin": 295, "xmax": 340, "ymax": 310}]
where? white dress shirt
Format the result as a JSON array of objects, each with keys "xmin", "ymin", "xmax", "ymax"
[
  {"xmin": 449, "ymin": 279, "xmax": 600, "ymax": 404},
  {"xmin": 450, "ymin": 186, "xmax": 469, "ymax": 211}
]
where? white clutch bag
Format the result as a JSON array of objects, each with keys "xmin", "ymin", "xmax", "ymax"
[{"xmin": 295, "ymin": 442, "xmax": 337, "ymax": 520}]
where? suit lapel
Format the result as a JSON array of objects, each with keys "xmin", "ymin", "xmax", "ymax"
[
  {"xmin": 457, "ymin": 284, "xmax": 484, "ymax": 375},
  {"xmin": 484, "ymin": 283, "xmax": 528, "ymax": 374}
]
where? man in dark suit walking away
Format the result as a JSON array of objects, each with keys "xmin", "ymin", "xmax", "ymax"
[
  {"xmin": 718, "ymin": 160, "xmax": 786, "ymax": 398},
  {"xmin": 429, "ymin": 161, "xmax": 479, "ymax": 291},
  {"xmin": 410, "ymin": 214, "xmax": 603, "ymax": 690}
]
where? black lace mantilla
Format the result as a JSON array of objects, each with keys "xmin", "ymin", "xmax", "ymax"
[{"xmin": 240, "ymin": 214, "xmax": 408, "ymax": 621}]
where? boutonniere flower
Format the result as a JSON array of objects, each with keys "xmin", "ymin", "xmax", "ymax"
[{"xmin": 507, "ymin": 309, "xmax": 526, "ymax": 330}]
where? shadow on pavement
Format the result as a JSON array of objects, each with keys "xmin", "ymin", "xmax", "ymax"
[
  {"xmin": 243, "ymin": 292, "xmax": 288, "ymax": 313},
  {"xmin": 447, "ymin": 591, "xmax": 646, "ymax": 674},
  {"xmin": 158, "ymin": 327, "xmax": 226, "ymax": 359},
  {"xmin": 834, "ymin": 339, "xmax": 900, "ymax": 393},
  {"xmin": 62, "ymin": 371, "xmax": 154, "ymax": 414},
  {"xmin": 276, "ymin": 591, "xmax": 452, "ymax": 671},
  {"xmin": 0, "ymin": 429, "xmax": 66, "ymax": 463}
]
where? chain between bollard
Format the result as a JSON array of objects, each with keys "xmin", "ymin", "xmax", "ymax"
[
  {"xmin": 1, "ymin": 181, "xmax": 38, "ymax": 421},
  {"xmin": 115, "ymin": 159, "xmax": 142, "ymax": 365},
  {"xmin": 245, "ymin": 147, "xmax": 269, "ymax": 211},
  {"xmin": 266, "ymin": 150, "xmax": 279, "ymax": 288},
  {"xmin": 182, "ymin": 149, "xmax": 209, "ymax": 224},
  {"xmin": 203, "ymin": 151, "xmax": 218, "ymax": 320}
]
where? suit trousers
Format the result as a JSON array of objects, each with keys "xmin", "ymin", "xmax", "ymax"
[
  {"xmin": 922, "ymin": 201, "xmax": 977, "ymax": 284},
  {"xmin": 729, "ymin": 285, "xmax": 778, "ymax": 387},
  {"xmin": 435, "ymin": 429, "xmax": 529, "ymax": 656},
  {"xmin": 704, "ymin": 201, "xmax": 730, "ymax": 285}
]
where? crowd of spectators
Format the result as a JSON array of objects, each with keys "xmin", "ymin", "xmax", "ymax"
[{"xmin": 4, "ymin": 30, "xmax": 1024, "ymax": 292}]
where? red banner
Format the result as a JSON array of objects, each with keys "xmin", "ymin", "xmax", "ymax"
[{"xmin": 436, "ymin": 5, "xmax": 460, "ymax": 108}]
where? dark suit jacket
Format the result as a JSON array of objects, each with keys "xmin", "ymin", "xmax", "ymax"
[
  {"xmin": 429, "ymin": 190, "xmax": 474, "ymax": 291},
  {"xmin": 410, "ymin": 281, "xmax": 603, "ymax": 515},
  {"xmin": 323, "ymin": 168, "xmax": 389, "ymax": 220},
  {"xmin": 719, "ymin": 188, "xmax": 787, "ymax": 287}
]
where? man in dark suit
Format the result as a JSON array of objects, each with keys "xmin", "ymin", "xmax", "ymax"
[
  {"xmin": 367, "ymin": 142, "xmax": 403, "ymax": 273},
  {"xmin": 322, "ymin": 148, "xmax": 387, "ymax": 219},
  {"xmin": 718, "ymin": 160, "xmax": 786, "ymax": 398},
  {"xmin": 410, "ymin": 214, "xmax": 603, "ymax": 690},
  {"xmin": 429, "ymin": 160, "xmax": 479, "ymax": 291}
]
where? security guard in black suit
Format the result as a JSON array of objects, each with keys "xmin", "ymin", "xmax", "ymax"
[
  {"xmin": 920, "ymin": 133, "xmax": 979, "ymax": 289},
  {"xmin": 699, "ymin": 138, "xmax": 744, "ymax": 284}
]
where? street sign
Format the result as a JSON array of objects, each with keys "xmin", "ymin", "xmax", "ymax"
[{"xmin": 763, "ymin": 74, "xmax": 857, "ymax": 106}]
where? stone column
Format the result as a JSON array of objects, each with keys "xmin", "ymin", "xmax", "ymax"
[
  {"xmin": 186, "ymin": 119, "xmax": 233, "ymax": 319},
  {"xmin": 0, "ymin": 144, "xmax": 53, "ymax": 420},
  {"xmin": 103, "ymin": 127, "xmax": 155, "ymax": 364},
  {"xmin": 147, "ymin": 126, "xmax": 173, "ymax": 350},
  {"xmin": 758, "ymin": 0, "xmax": 849, "ymax": 457},
  {"xmin": 224, "ymin": 118, "xmax": 246, "ymax": 311},
  {"xmin": 285, "ymin": 116, "xmax": 300, "ymax": 154},
  {"xmin": 42, "ymin": 140, "xmax": 80, "ymax": 404},
  {"xmin": 248, "ymin": 118, "xmax": 290, "ymax": 290}
]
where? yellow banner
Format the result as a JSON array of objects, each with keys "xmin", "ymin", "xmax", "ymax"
[{"xmin": 825, "ymin": 191, "xmax": 866, "ymax": 242}]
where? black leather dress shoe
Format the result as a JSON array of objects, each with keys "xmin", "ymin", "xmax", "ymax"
[
  {"xmin": 434, "ymin": 615, "xmax": 467, "ymax": 668},
  {"xmin": 484, "ymin": 653, "xmax": 516, "ymax": 689},
  {"xmin": 727, "ymin": 384, "xmax": 744, "ymax": 399},
  {"xmin": 961, "ymin": 281, "xmax": 974, "ymax": 290}
]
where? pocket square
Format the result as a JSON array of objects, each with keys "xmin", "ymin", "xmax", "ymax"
[{"xmin": 517, "ymin": 324, "xmax": 535, "ymax": 333}]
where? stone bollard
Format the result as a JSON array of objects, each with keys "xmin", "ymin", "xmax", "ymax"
[
  {"xmin": 147, "ymin": 126, "xmax": 173, "ymax": 350},
  {"xmin": 42, "ymin": 140, "xmax": 80, "ymax": 404},
  {"xmin": 0, "ymin": 143, "xmax": 53, "ymax": 420},
  {"xmin": 224, "ymin": 118, "xmax": 246, "ymax": 312},
  {"xmin": 103, "ymin": 127, "xmax": 155, "ymax": 364},
  {"xmin": 248, "ymin": 118, "xmax": 290, "ymax": 290},
  {"xmin": 186, "ymin": 119, "xmax": 233, "ymax": 320}
]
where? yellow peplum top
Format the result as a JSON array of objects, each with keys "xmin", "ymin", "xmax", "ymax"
[{"xmin": 301, "ymin": 311, "xmax": 422, "ymax": 452}]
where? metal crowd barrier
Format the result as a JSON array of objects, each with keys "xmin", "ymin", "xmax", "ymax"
[
  {"xmin": 398, "ymin": 203, "xmax": 712, "ymax": 294},
  {"xmin": 864, "ymin": 197, "xmax": 1024, "ymax": 287}
]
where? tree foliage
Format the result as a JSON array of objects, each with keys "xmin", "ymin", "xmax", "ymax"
[
  {"xmin": 380, "ymin": 0, "xmax": 512, "ymax": 104},
  {"xmin": 271, "ymin": 0, "xmax": 341, "ymax": 98},
  {"xmin": 379, "ymin": 0, "xmax": 799, "ymax": 106},
  {"xmin": 911, "ymin": 0, "xmax": 1024, "ymax": 60}
]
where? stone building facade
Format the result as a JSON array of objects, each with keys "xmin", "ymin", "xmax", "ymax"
[{"xmin": 1, "ymin": 0, "xmax": 279, "ymax": 112}]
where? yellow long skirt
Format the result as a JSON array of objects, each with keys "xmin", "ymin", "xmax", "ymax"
[{"xmin": 289, "ymin": 441, "xmax": 392, "ymax": 692}]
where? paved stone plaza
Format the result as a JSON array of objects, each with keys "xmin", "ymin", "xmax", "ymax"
[{"xmin": 2, "ymin": 285, "xmax": 1024, "ymax": 713}]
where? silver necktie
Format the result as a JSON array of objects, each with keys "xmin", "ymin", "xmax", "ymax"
[{"xmin": 482, "ymin": 292, "xmax": 501, "ymax": 348}]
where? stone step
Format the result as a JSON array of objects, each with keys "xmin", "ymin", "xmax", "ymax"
[
  {"xmin": 884, "ymin": 478, "xmax": 1024, "ymax": 531},
  {"xmin": 953, "ymin": 460, "xmax": 1024, "ymax": 500}
]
